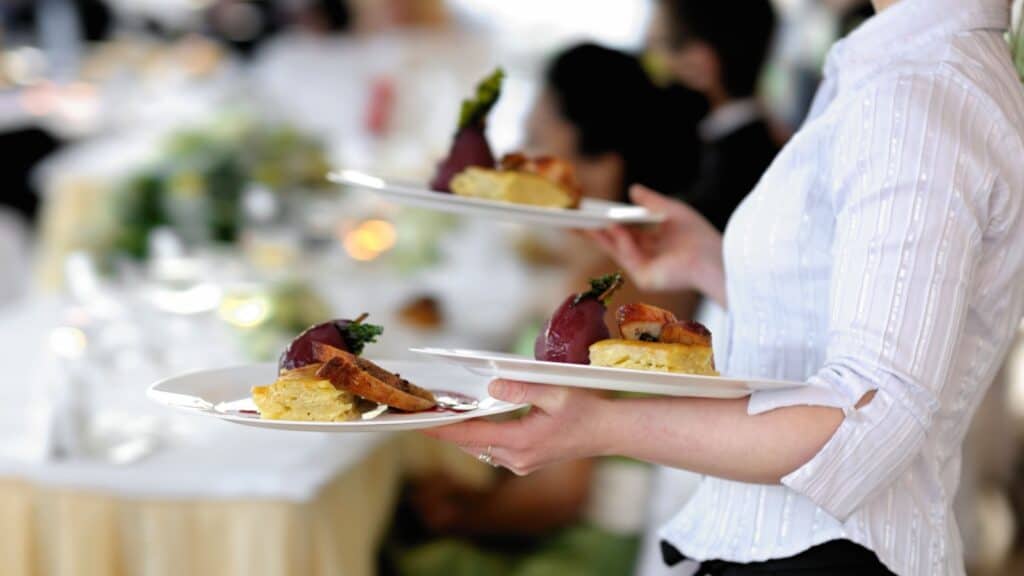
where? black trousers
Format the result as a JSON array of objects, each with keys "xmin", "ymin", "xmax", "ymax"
[{"xmin": 661, "ymin": 539, "xmax": 897, "ymax": 575}]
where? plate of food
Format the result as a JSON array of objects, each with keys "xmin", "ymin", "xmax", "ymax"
[
  {"xmin": 148, "ymin": 315, "xmax": 526, "ymax": 432},
  {"xmin": 329, "ymin": 69, "xmax": 663, "ymax": 230},
  {"xmin": 413, "ymin": 274, "xmax": 802, "ymax": 399}
]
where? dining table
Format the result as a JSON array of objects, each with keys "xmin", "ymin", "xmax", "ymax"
[{"xmin": 0, "ymin": 292, "xmax": 511, "ymax": 576}]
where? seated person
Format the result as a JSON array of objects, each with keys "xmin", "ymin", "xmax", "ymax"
[{"xmin": 647, "ymin": 0, "xmax": 780, "ymax": 232}]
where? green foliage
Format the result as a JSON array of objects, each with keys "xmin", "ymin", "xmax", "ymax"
[
  {"xmin": 398, "ymin": 539, "xmax": 512, "ymax": 576},
  {"xmin": 110, "ymin": 116, "xmax": 332, "ymax": 260},
  {"xmin": 344, "ymin": 320, "xmax": 384, "ymax": 356},
  {"xmin": 113, "ymin": 171, "xmax": 169, "ymax": 259},
  {"xmin": 457, "ymin": 68, "xmax": 505, "ymax": 131},
  {"xmin": 393, "ymin": 526, "xmax": 640, "ymax": 576},
  {"xmin": 574, "ymin": 272, "xmax": 624, "ymax": 306}
]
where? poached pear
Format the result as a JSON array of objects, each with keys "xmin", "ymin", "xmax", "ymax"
[
  {"xmin": 535, "ymin": 273, "xmax": 624, "ymax": 364},
  {"xmin": 278, "ymin": 313, "xmax": 383, "ymax": 372},
  {"xmin": 430, "ymin": 68, "xmax": 504, "ymax": 193}
]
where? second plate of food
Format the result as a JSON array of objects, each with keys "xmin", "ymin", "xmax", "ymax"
[
  {"xmin": 411, "ymin": 348, "xmax": 803, "ymax": 400},
  {"xmin": 148, "ymin": 360, "xmax": 527, "ymax": 432},
  {"xmin": 330, "ymin": 169, "xmax": 664, "ymax": 230}
]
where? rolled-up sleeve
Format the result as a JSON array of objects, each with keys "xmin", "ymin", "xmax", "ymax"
[{"xmin": 751, "ymin": 72, "xmax": 993, "ymax": 521}]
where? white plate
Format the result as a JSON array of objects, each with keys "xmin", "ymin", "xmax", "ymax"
[
  {"xmin": 411, "ymin": 348, "xmax": 803, "ymax": 400},
  {"xmin": 329, "ymin": 169, "xmax": 664, "ymax": 229},
  {"xmin": 148, "ymin": 360, "xmax": 526, "ymax": 432}
]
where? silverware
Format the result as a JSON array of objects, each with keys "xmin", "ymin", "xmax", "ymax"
[{"xmin": 434, "ymin": 395, "xmax": 479, "ymax": 412}]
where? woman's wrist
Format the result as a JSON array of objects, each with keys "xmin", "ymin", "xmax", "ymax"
[{"xmin": 585, "ymin": 395, "xmax": 626, "ymax": 459}]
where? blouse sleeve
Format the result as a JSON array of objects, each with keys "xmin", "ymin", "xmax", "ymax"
[{"xmin": 755, "ymin": 72, "xmax": 998, "ymax": 521}]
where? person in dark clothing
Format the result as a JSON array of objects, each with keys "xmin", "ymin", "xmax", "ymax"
[
  {"xmin": 685, "ymin": 110, "xmax": 780, "ymax": 233},
  {"xmin": 0, "ymin": 128, "xmax": 61, "ymax": 224},
  {"xmin": 647, "ymin": 0, "xmax": 780, "ymax": 232},
  {"xmin": 0, "ymin": 0, "xmax": 112, "ymax": 42},
  {"xmin": 526, "ymin": 42, "xmax": 705, "ymax": 204}
]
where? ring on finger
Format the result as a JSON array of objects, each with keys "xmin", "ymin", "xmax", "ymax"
[{"xmin": 477, "ymin": 445, "xmax": 496, "ymax": 467}]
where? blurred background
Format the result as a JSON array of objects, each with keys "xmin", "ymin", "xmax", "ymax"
[{"xmin": 0, "ymin": 1, "xmax": 1022, "ymax": 575}]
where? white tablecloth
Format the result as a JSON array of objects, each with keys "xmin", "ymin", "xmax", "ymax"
[{"xmin": 0, "ymin": 296, "xmax": 385, "ymax": 502}]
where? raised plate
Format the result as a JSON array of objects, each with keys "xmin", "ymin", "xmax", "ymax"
[{"xmin": 330, "ymin": 169, "xmax": 664, "ymax": 229}]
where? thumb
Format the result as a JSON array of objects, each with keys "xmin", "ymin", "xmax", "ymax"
[
  {"xmin": 489, "ymin": 379, "xmax": 565, "ymax": 408},
  {"xmin": 629, "ymin": 185, "xmax": 688, "ymax": 218}
]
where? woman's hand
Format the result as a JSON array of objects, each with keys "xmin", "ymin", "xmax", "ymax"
[
  {"xmin": 587, "ymin": 185, "xmax": 727, "ymax": 307},
  {"xmin": 423, "ymin": 380, "xmax": 615, "ymax": 475}
]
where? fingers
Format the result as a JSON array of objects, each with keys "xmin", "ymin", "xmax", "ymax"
[
  {"xmin": 421, "ymin": 418, "xmax": 523, "ymax": 448},
  {"xmin": 605, "ymin": 225, "xmax": 648, "ymax": 268},
  {"xmin": 585, "ymin": 225, "xmax": 650, "ymax": 274},
  {"xmin": 422, "ymin": 419, "xmax": 539, "ymax": 475},
  {"xmin": 629, "ymin": 185, "xmax": 690, "ymax": 219},
  {"xmin": 489, "ymin": 379, "xmax": 569, "ymax": 411},
  {"xmin": 584, "ymin": 228, "xmax": 616, "ymax": 255}
]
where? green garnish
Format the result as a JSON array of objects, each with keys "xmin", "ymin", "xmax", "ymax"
[
  {"xmin": 573, "ymin": 272, "xmax": 624, "ymax": 306},
  {"xmin": 457, "ymin": 68, "xmax": 505, "ymax": 131},
  {"xmin": 342, "ymin": 313, "xmax": 384, "ymax": 356}
]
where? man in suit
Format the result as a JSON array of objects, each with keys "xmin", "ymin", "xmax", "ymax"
[{"xmin": 646, "ymin": 0, "xmax": 780, "ymax": 232}]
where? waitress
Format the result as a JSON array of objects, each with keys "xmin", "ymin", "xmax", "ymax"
[{"xmin": 427, "ymin": 0, "xmax": 1024, "ymax": 574}]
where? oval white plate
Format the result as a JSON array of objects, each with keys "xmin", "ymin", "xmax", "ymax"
[
  {"xmin": 148, "ymin": 360, "xmax": 526, "ymax": 432},
  {"xmin": 411, "ymin": 348, "xmax": 803, "ymax": 399},
  {"xmin": 330, "ymin": 169, "xmax": 664, "ymax": 229}
]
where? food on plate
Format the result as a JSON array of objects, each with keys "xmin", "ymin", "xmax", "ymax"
[
  {"xmin": 253, "ymin": 314, "xmax": 436, "ymax": 422},
  {"xmin": 398, "ymin": 295, "xmax": 444, "ymax": 330},
  {"xmin": 589, "ymin": 307, "xmax": 717, "ymax": 375},
  {"xmin": 314, "ymin": 344, "xmax": 437, "ymax": 412},
  {"xmin": 588, "ymin": 339, "xmax": 717, "ymax": 376},
  {"xmin": 450, "ymin": 153, "xmax": 583, "ymax": 209},
  {"xmin": 278, "ymin": 313, "xmax": 383, "ymax": 372},
  {"xmin": 535, "ymin": 273, "xmax": 624, "ymax": 364},
  {"xmin": 430, "ymin": 68, "xmax": 504, "ymax": 193},
  {"xmin": 660, "ymin": 320, "xmax": 713, "ymax": 347},
  {"xmin": 616, "ymin": 303, "xmax": 678, "ymax": 341},
  {"xmin": 534, "ymin": 276, "xmax": 718, "ymax": 375},
  {"xmin": 428, "ymin": 68, "xmax": 582, "ymax": 211},
  {"xmin": 251, "ymin": 365, "xmax": 366, "ymax": 422}
]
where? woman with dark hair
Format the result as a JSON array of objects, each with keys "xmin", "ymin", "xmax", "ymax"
[
  {"xmin": 528, "ymin": 42, "xmax": 707, "ymax": 325},
  {"xmin": 527, "ymin": 42, "xmax": 705, "ymax": 204}
]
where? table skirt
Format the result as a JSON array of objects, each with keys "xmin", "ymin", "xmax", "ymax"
[{"xmin": 0, "ymin": 444, "xmax": 403, "ymax": 576}]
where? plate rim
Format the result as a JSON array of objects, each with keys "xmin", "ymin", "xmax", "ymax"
[
  {"xmin": 329, "ymin": 169, "xmax": 666, "ymax": 227},
  {"xmin": 147, "ymin": 360, "xmax": 528, "ymax": 430},
  {"xmin": 410, "ymin": 347, "xmax": 803, "ymax": 390}
]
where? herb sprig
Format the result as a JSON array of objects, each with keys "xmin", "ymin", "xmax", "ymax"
[
  {"xmin": 457, "ymin": 68, "xmax": 505, "ymax": 131},
  {"xmin": 342, "ymin": 313, "xmax": 384, "ymax": 356},
  {"xmin": 573, "ymin": 272, "xmax": 625, "ymax": 306}
]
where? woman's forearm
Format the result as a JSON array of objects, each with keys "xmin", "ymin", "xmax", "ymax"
[{"xmin": 595, "ymin": 396, "xmax": 844, "ymax": 484}]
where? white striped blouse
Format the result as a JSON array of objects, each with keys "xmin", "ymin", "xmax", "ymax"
[{"xmin": 659, "ymin": 0, "xmax": 1024, "ymax": 574}]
